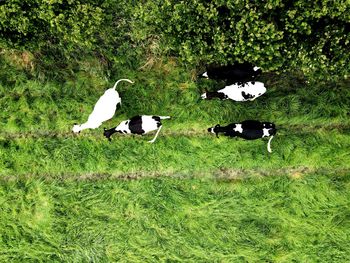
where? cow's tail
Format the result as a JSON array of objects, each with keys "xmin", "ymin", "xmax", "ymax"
[
  {"xmin": 267, "ymin": 135, "xmax": 274, "ymax": 153},
  {"xmin": 158, "ymin": 116, "xmax": 171, "ymax": 120},
  {"xmin": 112, "ymin": 79, "xmax": 134, "ymax": 89}
]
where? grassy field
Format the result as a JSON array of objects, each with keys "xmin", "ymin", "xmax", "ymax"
[
  {"xmin": 1, "ymin": 175, "xmax": 350, "ymax": 262},
  {"xmin": 0, "ymin": 52, "xmax": 349, "ymax": 178},
  {"xmin": 1, "ymin": 50, "xmax": 350, "ymax": 262}
]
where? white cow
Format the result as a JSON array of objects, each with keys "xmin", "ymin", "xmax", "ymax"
[{"xmin": 72, "ymin": 79, "xmax": 133, "ymax": 133}]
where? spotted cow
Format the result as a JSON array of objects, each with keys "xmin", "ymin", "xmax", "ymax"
[{"xmin": 208, "ymin": 120, "xmax": 277, "ymax": 152}]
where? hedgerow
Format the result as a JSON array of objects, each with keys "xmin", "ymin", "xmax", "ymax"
[
  {"xmin": 0, "ymin": 0, "xmax": 103, "ymax": 50},
  {"xmin": 134, "ymin": 0, "xmax": 350, "ymax": 81},
  {"xmin": 0, "ymin": 0, "xmax": 136, "ymax": 81},
  {"xmin": 0, "ymin": 1, "xmax": 349, "ymax": 81},
  {"xmin": 0, "ymin": 0, "xmax": 134, "ymax": 59}
]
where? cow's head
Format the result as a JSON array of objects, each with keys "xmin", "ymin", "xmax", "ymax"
[
  {"xmin": 208, "ymin": 124, "xmax": 221, "ymax": 138},
  {"xmin": 201, "ymin": 91, "xmax": 227, "ymax": 100},
  {"xmin": 103, "ymin": 128, "xmax": 113, "ymax": 141},
  {"xmin": 262, "ymin": 122, "xmax": 275, "ymax": 129},
  {"xmin": 253, "ymin": 66, "xmax": 262, "ymax": 76},
  {"xmin": 198, "ymin": 71, "xmax": 209, "ymax": 79},
  {"xmin": 201, "ymin": 92, "xmax": 208, "ymax": 99},
  {"xmin": 72, "ymin": 123, "xmax": 81, "ymax": 133}
]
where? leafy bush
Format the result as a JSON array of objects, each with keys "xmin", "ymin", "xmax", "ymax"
[
  {"xmin": 0, "ymin": 0, "xmax": 106, "ymax": 50},
  {"xmin": 1, "ymin": 0, "xmax": 349, "ymax": 81},
  {"xmin": 0, "ymin": 0, "xmax": 136, "ymax": 81},
  {"xmin": 0, "ymin": 0, "xmax": 135, "ymax": 57},
  {"xmin": 134, "ymin": 0, "xmax": 350, "ymax": 80}
]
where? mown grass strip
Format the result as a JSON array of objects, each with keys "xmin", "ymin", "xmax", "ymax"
[
  {"xmin": 2, "ymin": 167, "xmax": 350, "ymax": 183},
  {"xmin": 0, "ymin": 121, "xmax": 350, "ymax": 139}
]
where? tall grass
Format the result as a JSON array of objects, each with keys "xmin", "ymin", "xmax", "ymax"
[
  {"xmin": 1, "ymin": 37, "xmax": 349, "ymax": 262},
  {"xmin": 1, "ymin": 54, "xmax": 349, "ymax": 135},
  {"xmin": 0, "ymin": 52, "xmax": 349, "ymax": 177},
  {"xmin": 1, "ymin": 175, "xmax": 349, "ymax": 262},
  {"xmin": 0, "ymin": 132, "xmax": 349, "ymax": 178}
]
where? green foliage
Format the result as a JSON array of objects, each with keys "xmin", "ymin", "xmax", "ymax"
[
  {"xmin": 0, "ymin": 0, "xmax": 135, "ymax": 58},
  {"xmin": 135, "ymin": 0, "xmax": 350, "ymax": 80},
  {"xmin": 0, "ymin": 0, "xmax": 139, "ymax": 82},
  {"xmin": 1, "ymin": 0, "xmax": 349, "ymax": 81},
  {"xmin": 0, "ymin": 0, "xmax": 105, "ymax": 50},
  {"xmin": 1, "ymin": 175, "xmax": 350, "ymax": 261}
]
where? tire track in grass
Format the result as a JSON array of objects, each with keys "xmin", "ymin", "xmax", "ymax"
[
  {"xmin": 1, "ymin": 167, "xmax": 350, "ymax": 182},
  {"xmin": 0, "ymin": 123, "xmax": 350, "ymax": 139},
  {"xmin": 1, "ymin": 131, "xmax": 349, "ymax": 178}
]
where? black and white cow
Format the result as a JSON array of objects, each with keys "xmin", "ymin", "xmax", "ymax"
[
  {"xmin": 103, "ymin": 115, "xmax": 171, "ymax": 143},
  {"xmin": 199, "ymin": 63, "xmax": 262, "ymax": 84},
  {"xmin": 208, "ymin": 120, "xmax": 276, "ymax": 152},
  {"xmin": 201, "ymin": 81, "xmax": 266, "ymax": 102}
]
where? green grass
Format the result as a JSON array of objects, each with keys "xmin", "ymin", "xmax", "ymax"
[
  {"xmin": 1, "ymin": 174, "xmax": 350, "ymax": 262},
  {"xmin": 0, "ymin": 54, "xmax": 349, "ymax": 178},
  {"xmin": 1, "ymin": 50, "xmax": 350, "ymax": 262},
  {"xmin": 0, "ymin": 132, "xmax": 349, "ymax": 178}
]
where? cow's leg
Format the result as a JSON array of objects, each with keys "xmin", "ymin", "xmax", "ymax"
[
  {"xmin": 148, "ymin": 125, "xmax": 162, "ymax": 143},
  {"xmin": 267, "ymin": 135, "xmax": 274, "ymax": 153}
]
